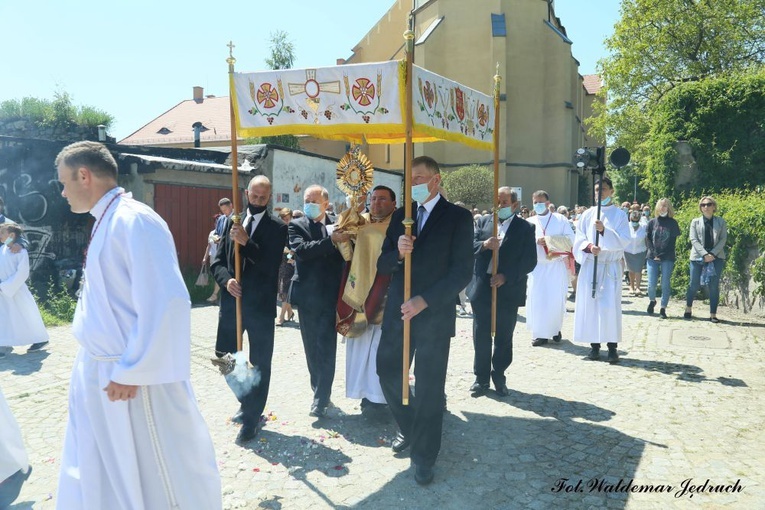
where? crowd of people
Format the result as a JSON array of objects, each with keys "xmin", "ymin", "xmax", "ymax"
[{"xmin": 0, "ymin": 142, "xmax": 730, "ymax": 506}]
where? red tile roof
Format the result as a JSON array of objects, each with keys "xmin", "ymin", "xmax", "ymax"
[
  {"xmin": 119, "ymin": 96, "xmax": 236, "ymax": 146},
  {"xmin": 582, "ymin": 74, "xmax": 602, "ymax": 95}
]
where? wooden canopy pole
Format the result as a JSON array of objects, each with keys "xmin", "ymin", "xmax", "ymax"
[
  {"xmin": 491, "ymin": 64, "xmax": 501, "ymax": 336},
  {"xmin": 227, "ymin": 41, "xmax": 244, "ymax": 353},
  {"xmin": 401, "ymin": 24, "xmax": 415, "ymax": 406}
]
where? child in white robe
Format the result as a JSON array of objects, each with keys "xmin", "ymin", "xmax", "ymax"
[{"xmin": 0, "ymin": 224, "xmax": 49, "ymax": 357}]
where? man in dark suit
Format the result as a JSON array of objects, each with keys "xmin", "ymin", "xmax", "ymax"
[
  {"xmin": 376, "ymin": 156, "xmax": 474, "ymax": 486},
  {"xmin": 211, "ymin": 176, "xmax": 288, "ymax": 444},
  {"xmin": 289, "ymin": 185, "xmax": 348, "ymax": 418},
  {"xmin": 468, "ymin": 187, "xmax": 537, "ymax": 397}
]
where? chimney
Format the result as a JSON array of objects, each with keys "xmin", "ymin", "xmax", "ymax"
[
  {"xmin": 192, "ymin": 122, "xmax": 203, "ymax": 148},
  {"xmin": 193, "ymin": 86, "xmax": 204, "ymax": 102},
  {"xmin": 336, "ymin": 58, "xmax": 346, "ymax": 65}
]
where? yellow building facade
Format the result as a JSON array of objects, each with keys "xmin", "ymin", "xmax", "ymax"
[{"xmin": 336, "ymin": 0, "xmax": 603, "ymax": 207}]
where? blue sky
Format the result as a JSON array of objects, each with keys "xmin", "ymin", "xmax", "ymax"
[{"xmin": 0, "ymin": 0, "xmax": 620, "ymax": 140}]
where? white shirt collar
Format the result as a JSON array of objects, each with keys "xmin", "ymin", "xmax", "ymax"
[
  {"xmin": 243, "ymin": 209, "xmax": 266, "ymax": 223},
  {"xmin": 417, "ymin": 193, "xmax": 441, "ymax": 213},
  {"xmin": 90, "ymin": 186, "xmax": 126, "ymax": 220}
]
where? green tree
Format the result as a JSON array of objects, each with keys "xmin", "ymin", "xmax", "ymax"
[
  {"xmin": 265, "ymin": 30, "xmax": 295, "ymax": 70},
  {"xmin": 590, "ymin": 0, "xmax": 765, "ymax": 148},
  {"xmin": 441, "ymin": 164, "xmax": 494, "ymax": 208},
  {"xmin": 255, "ymin": 30, "xmax": 300, "ymax": 149},
  {"xmin": 0, "ymin": 91, "xmax": 113, "ymax": 128}
]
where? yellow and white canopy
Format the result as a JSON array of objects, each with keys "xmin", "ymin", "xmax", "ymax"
[{"xmin": 231, "ymin": 60, "xmax": 494, "ymax": 151}]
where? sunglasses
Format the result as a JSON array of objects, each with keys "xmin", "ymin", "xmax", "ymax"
[{"xmin": 700, "ymin": 203, "xmax": 714, "ymax": 207}]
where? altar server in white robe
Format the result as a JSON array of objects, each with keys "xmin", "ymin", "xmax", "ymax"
[
  {"xmin": 54, "ymin": 141, "xmax": 221, "ymax": 510},
  {"xmin": 525, "ymin": 191, "xmax": 575, "ymax": 347},
  {"xmin": 0, "ymin": 386, "xmax": 31, "ymax": 509},
  {"xmin": 572, "ymin": 176, "xmax": 631, "ymax": 364},
  {"xmin": 0, "ymin": 223, "xmax": 49, "ymax": 356}
]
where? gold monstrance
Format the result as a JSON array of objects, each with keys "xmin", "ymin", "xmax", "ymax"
[{"xmin": 333, "ymin": 146, "xmax": 374, "ymax": 260}]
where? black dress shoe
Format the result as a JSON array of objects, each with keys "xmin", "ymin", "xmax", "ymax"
[
  {"xmin": 231, "ymin": 409, "xmax": 244, "ymax": 424},
  {"xmin": 607, "ymin": 348, "xmax": 620, "ymax": 364},
  {"xmin": 469, "ymin": 382, "xmax": 489, "ymax": 395},
  {"xmin": 414, "ymin": 463, "xmax": 434, "ymax": 485},
  {"xmin": 659, "ymin": 308, "xmax": 667, "ymax": 319},
  {"xmin": 309, "ymin": 403, "xmax": 327, "ymax": 418},
  {"xmin": 647, "ymin": 300, "xmax": 656, "ymax": 315},
  {"xmin": 494, "ymin": 383, "xmax": 509, "ymax": 397},
  {"xmin": 391, "ymin": 432, "xmax": 411, "ymax": 453},
  {"xmin": 531, "ymin": 338, "xmax": 548, "ymax": 347},
  {"xmin": 235, "ymin": 424, "xmax": 258, "ymax": 443},
  {"xmin": 552, "ymin": 332, "xmax": 562, "ymax": 342},
  {"xmin": 586, "ymin": 345, "xmax": 601, "ymax": 361}
]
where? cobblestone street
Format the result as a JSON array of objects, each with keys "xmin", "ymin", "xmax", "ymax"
[{"xmin": 2, "ymin": 287, "xmax": 763, "ymax": 509}]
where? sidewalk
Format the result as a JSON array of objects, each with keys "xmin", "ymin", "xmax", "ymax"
[{"xmin": 1, "ymin": 286, "xmax": 763, "ymax": 509}]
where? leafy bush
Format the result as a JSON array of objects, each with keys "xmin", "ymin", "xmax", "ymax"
[
  {"xmin": 31, "ymin": 278, "xmax": 77, "ymax": 327},
  {"xmin": 670, "ymin": 190, "xmax": 765, "ymax": 311},
  {"xmin": 441, "ymin": 164, "xmax": 494, "ymax": 208},
  {"xmin": 642, "ymin": 70, "xmax": 765, "ymax": 200},
  {"xmin": 0, "ymin": 91, "xmax": 113, "ymax": 128}
]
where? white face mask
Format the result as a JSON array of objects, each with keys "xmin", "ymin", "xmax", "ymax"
[{"xmin": 660, "ymin": 212, "xmax": 668, "ymax": 217}]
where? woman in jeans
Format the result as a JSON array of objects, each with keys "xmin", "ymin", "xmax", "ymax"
[
  {"xmin": 645, "ymin": 198, "xmax": 681, "ymax": 318},
  {"xmin": 685, "ymin": 196, "xmax": 727, "ymax": 323}
]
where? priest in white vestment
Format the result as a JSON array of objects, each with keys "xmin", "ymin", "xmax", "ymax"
[
  {"xmin": 54, "ymin": 141, "xmax": 221, "ymax": 510},
  {"xmin": 338, "ymin": 186, "xmax": 397, "ymax": 411},
  {"xmin": 572, "ymin": 176, "xmax": 631, "ymax": 363},
  {"xmin": 525, "ymin": 191, "xmax": 575, "ymax": 346},
  {"xmin": 0, "ymin": 224, "xmax": 49, "ymax": 356}
]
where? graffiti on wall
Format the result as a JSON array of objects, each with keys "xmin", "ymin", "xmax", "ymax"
[{"xmin": 0, "ymin": 140, "xmax": 90, "ymax": 290}]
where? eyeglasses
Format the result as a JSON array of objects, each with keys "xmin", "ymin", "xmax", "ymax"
[{"xmin": 700, "ymin": 203, "xmax": 714, "ymax": 207}]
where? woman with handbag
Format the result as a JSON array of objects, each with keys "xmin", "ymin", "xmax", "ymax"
[{"xmin": 685, "ymin": 196, "xmax": 727, "ymax": 323}]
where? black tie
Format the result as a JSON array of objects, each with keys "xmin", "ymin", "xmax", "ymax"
[
  {"xmin": 311, "ymin": 220, "xmax": 326, "ymax": 239},
  {"xmin": 417, "ymin": 205, "xmax": 426, "ymax": 234},
  {"xmin": 245, "ymin": 217, "xmax": 254, "ymax": 236}
]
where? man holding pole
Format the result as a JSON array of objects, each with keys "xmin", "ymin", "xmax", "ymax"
[
  {"xmin": 468, "ymin": 187, "xmax": 536, "ymax": 396},
  {"xmin": 572, "ymin": 176, "xmax": 631, "ymax": 363},
  {"xmin": 211, "ymin": 175, "xmax": 287, "ymax": 443},
  {"xmin": 376, "ymin": 156, "xmax": 473, "ymax": 485}
]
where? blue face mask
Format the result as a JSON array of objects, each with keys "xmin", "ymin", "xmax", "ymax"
[
  {"xmin": 411, "ymin": 182, "xmax": 431, "ymax": 204},
  {"xmin": 303, "ymin": 202, "xmax": 322, "ymax": 220},
  {"xmin": 600, "ymin": 196, "xmax": 613, "ymax": 206},
  {"xmin": 497, "ymin": 206, "xmax": 514, "ymax": 221},
  {"xmin": 631, "ymin": 221, "xmax": 640, "ymax": 228},
  {"xmin": 533, "ymin": 203, "xmax": 548, "ymax": 215}
]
